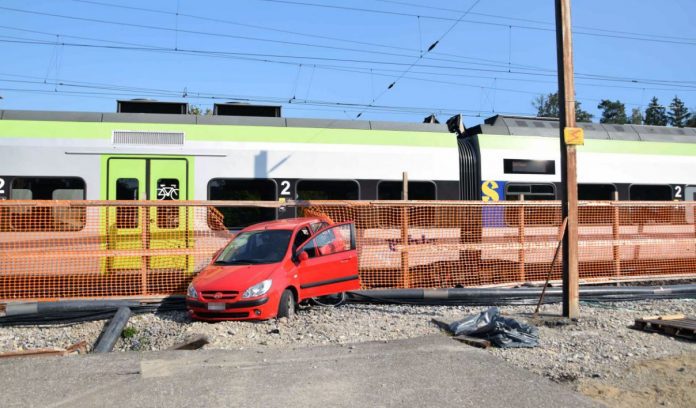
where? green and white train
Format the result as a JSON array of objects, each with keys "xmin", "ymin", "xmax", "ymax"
[{"xmin": 1, "ymin": 100, "xmax": 696, "ymax": 230}]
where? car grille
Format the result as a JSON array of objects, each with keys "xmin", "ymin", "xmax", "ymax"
[
  {"xmin": 201, "ymin": 290, "xmax": 239, "ymax": 300},
  {"xmin": 195, "ymin": 311, "xmax": 249, "ymax": 319}
]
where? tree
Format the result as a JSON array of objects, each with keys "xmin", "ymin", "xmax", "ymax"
[
  {"xmin": 644, "ymin": 97, "xmax": 667, "ymax": 126},
  {"xmin": 667, "ymin": 96, "xmax": 689, "ymax": 128},
  {"xmin": 630, "ymin": 107, "xmax": 643, "ymax": 125},
  {"xmin": 188, "ymin": 105, "xmax": 211, "ymax": 115},
  {"xmin": 687, "ymin": 112, "xmax": 696, "ymax": 128},
  {"xmin": 532, "ymin": 92, "xmax": 593, "ymax": 122},
  {"xmin": 575, "ymin": 101, "xmax": 593, "ymax": 123},
  {"xmin": 533, "ymin": 93, "xmax": 559, "ymax": 118},
  {"xmin": 597, "ymin": 99, "xmax": 628, "ymax": 124}
]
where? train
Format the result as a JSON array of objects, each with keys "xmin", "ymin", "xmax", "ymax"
[{"xmin": 1, "ymin": 99, "xmax": 695, "ymax": 232}]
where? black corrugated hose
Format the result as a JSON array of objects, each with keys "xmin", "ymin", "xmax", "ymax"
[{"xmin": 1, "ymin": 285, "xmax": 694, "ymax": 326}]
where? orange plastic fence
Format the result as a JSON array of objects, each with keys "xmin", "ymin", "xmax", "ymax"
[{"xmin": 0, "ymin": 200, "xmax": 694, "ymax": 301}]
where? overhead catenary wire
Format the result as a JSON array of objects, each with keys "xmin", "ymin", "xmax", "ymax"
[
  {"xmin": 0, "ymin": 4, "xmax": 543, "ymax": 71},
  {"xmin": 355, "ymin": 0, "xmax": 483, "ymax": 119},
  {"xmin": 13, "ymin": 3, "xmax": 693, "ymax": 87},
  {"xmin": 1, "ymin": 26, "xmax": 694, "ymax": 90},
  {"xmin": 254, "ymin": 0, "xmax": 696, "ymax": 46}
]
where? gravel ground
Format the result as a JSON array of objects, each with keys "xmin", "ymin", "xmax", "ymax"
[{"xmin": 1, "ymin": 299, "xmax": 695, "ymax": 390}]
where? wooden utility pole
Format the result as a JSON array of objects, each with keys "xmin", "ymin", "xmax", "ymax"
[{"xmin": 555, "ymin": 0, "xmax": 580, "ymax": 318}]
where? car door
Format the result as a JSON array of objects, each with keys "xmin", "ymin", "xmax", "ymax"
[{"xmin": 296, "ymin": 222, "xmax": 359, "ymax": 299}]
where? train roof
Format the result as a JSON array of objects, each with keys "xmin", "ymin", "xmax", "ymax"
[
  {"xmin": 0, "ymin": 109, "xmax": 448, "ymax": 134},
  {"xmin": 465, "ymin": 115, "xmax": 696, "ymax": 144}
]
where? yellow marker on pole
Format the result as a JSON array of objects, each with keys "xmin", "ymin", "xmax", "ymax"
[{"xmin": 564, "ymin": 127, "xmax": 584, "ymax": 145}]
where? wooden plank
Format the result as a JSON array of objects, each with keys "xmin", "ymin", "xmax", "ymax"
[
  {"xmin": 453, "ymin": 335, "xmax": 491, "ymax": 349},
  {"xmin": 167, "ymin": 334, "xmax": 209, "ymax": 350},
  {"xmin": 0, "ymin": 348, "xmax": 66, "ymax": 359},
  {"xmin": 640, "ymin": 314, "xmax": 686, "ymax": 321},
  {"xmin": 633, "ymin": 317, "xmax": 696, "ymax": 340}
]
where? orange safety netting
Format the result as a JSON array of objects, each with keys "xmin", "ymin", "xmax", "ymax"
[{"xmin": 0, "ymin": 200, "xmax": 695, "ymax": 301}]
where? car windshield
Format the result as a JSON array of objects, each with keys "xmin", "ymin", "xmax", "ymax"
[{"xmin": 215, "ymin": 229, "xmax": 292, "ymax": 265}]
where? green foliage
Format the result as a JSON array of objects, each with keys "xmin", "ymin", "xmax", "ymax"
[
  {"xmin": 667, "ymin": 96, "xmax": 689, "ymax": 128},
  {"xmin": 188, "ymin": 105, "xmax": 211, "ymax": 116},
  {"xmin": 574, "ymin": 101, "xmax": 593, "ymax": 123},
  {"xmin": 687, "ymin": 112, "xmax": 696, "ymax": 128},
  {"xmin": 597, "ymin": 100, "xmax": 628, "ymax": 124},
  {"xmin": 644, "ymin": 97, "xmax": 668, "ymax": 126},
  {"xmin": 533, "ymin": 93, "xmax": 560, "ymax": 118},
  {"xmin": 630, "ymin": 108, "xmax": 643, "ymax": 125},
  {"xmin": 121, "ymin": 326, "xmax": 138, "ymax": 339},
  {"xmin": 532, "ymin": 92, "xmax": 593, "ymax": 122}
]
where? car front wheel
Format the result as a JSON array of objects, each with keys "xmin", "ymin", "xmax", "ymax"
[{"xmin": 277, "ymin": 289, "xmax": 296, "ymax": 319}]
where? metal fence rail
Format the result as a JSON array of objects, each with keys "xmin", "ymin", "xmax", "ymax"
[{"xmin": 0, "ymin": 200, "xmax": 694, "ymax": 301}]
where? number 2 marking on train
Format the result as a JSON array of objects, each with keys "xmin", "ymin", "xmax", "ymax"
[
  {"xmin": 0, "ymin": 178, "xmax": 5, "ymax": 195},
  {"xmin": 280, "ymin": 180, "xmax": 291, "ymax": 196},
  {"xmin": 674, "ymin": 185, "xmax": 683, "ymax": 199}
]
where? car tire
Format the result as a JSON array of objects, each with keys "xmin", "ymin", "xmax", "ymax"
[{"xmin": 277, "ymin": 289, "xmax": 295, "ymax": 319}]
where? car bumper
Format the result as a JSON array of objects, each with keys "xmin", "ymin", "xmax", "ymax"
[{"xmin": 186, "ymin": 296, "xmax": 275, "ymax": 321}]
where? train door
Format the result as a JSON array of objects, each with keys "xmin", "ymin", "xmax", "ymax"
[{"xmin": 104, "ymin": 157, "xmax": 191, "ymax": 273}]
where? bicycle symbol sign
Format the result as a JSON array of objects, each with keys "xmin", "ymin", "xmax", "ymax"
[{"xmin": 157, "ymin": 184, "xmax": 179, "ymax": 200}]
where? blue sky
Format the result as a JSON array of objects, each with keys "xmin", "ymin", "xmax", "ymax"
[{"xmin": 0, "ymin": 0, "xmax": 694, "ymax": 126}]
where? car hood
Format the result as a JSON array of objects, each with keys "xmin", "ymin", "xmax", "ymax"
[{"xmin": 192, "ymin": 263, "xmax": 278, "ymax": 292}]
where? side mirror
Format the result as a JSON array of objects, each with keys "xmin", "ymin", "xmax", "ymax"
[{"xmin": 297, "ymin": 251, "xmax": 309, "ymax": 262}]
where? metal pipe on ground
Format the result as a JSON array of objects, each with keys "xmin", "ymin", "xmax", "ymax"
[
  {"xmin": 4, "ymin": 300, "xmax": 142, "ymax": 317},
  {"xmin": 348, "ymin": 284, "xmax": 696, "ymax": 305},
  {"xmin": 93, "ymin": 307, "xmax": 131, "ymax": 353}
]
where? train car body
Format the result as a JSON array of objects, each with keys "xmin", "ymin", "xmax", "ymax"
[
  {"xmin": 2, "ymin": 108, "xmax": 696, "ymax": 289},
  {"xmin": 464, "ymin": 115, "xmax": 696, "ymax": 203}
]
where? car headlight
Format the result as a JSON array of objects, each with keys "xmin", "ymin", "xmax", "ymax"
[
  {"xmin": 187, "ymin": 284, "xmax": 198, "ymax": 299},
  {"xmin": 242, "ymin": 279, "xmax": 272, "ymax": 298}
]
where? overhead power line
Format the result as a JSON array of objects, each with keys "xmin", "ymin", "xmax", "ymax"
[
  {"xmin": 375, "ymin": 0, "xmax": 696, "ymax": 43},
  {"xmin": 0, "ymin": 4, "xmax": 563, "ymax": 74},
  {"xmin": 355, "ymin": 0, "xmax": 483, "ymax": 118},
  {"xmin": 2, "ymin": 26, "xmax": 692, "ymax": 97},
  {"xmin": 253, "ymin": 0, "xmax": 696, "ymax": 46},
  {"xmin": 0, "ymin": 74, "xmax": 538, "ymax": 118},
  {"xmin": 1, "ymin": 32, "xmax": 695, "ymax": 91}
]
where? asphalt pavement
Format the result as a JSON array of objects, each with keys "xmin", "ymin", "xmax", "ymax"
[{"xmin": 0, "ymin": 334, "xmax": 599, "ymax": 407}]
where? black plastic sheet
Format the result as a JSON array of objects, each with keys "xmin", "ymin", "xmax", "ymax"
[{"xmin": 435, "ymin": 307, "xmax": 539, "ymax": 348}]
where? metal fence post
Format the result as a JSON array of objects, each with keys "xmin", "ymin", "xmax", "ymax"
[
  {"xmin": 612, "ymin": 191, "xmax": 621, "ymax": 277},
  {"xmin": 518, "ymin": 195, "xmax": 526, "ymax": 283},
  {"xmin": 140, "ymin": 206, "xmax": 148, "ymax": 296}
]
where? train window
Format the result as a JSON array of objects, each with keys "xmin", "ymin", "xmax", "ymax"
[
  {"xmin": 156, "ymin": 178, "xmax": 179, "ymax": 229},
  {"xmin": 8, "ymin": 177, "xmax": 86, "ymax": 231},
  {"xmin": 504, "ymin": 159, "xmax": 555, "ymax": 175},
  {"xmin": 685, "ymin": 186, "xmax": 696, "ymax": 201},
  {"xmin": 208, "ymin": 178, "xmax": 277, "ymax": 229},
  {"xmin": 377, "ymin": 181, "xmax": 437, "ymax": 200},
  {"xmin": 296, "ymin": 180, "xmax": 359, "ymax": 200},
  {"xmin": 505, "ymin": 183, "xmax": 555, "ymax": 200},
  {"xmin": 10, "ymin": 177, "xmax": 85, "ymax": 200},
  {"xmin": 578, "ymin": 184, "xmax": 616, "ymax": 200},
  {"xmin": 116, "ymin": 178, "xmax": 139, "ymax": 228},
  {"xmin": 629, "ymin": 184, "xmax": 672, "ymax": 201}
]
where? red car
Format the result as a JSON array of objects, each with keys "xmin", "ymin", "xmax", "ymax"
[{"xmin": 186, "ymin": 218, "xmax": 360, "ymax": 321}]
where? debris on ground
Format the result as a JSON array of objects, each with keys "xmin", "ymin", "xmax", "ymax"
[
  {"xmin": 632, "ymin": 314, "xmax": 695, "ymax": 341},
  {"xmin": 93, "ymin": 307, "xmax": 131, "ymax": 353},
  {"xmin": 433, "ymin": 307, "xmax": 539, "ymax": 348},
  {"xmin": 452, "ymin": 335, "xmax": 491, "ymax": 348},
  {"xmin": 167, "ymin": 334, "xmax": 210, "ymax": 350},
  {"xmin": 0, "ymin": 340, "xmax": 87, "ymax": 359}
]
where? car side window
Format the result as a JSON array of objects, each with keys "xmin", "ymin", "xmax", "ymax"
[
  {"xmin": 313, "ymin": 227, "xmax": 345, "ymax": 256},
  {"xmin": 310, "ymin": 221, "xmax": 329, "ymax": 233},
  {"xmin": 300, "ymin": 239, "xmax": 319, "ymax": 259},
  {"xmin": 292, "ymin": 227, "xmax": 312, "ymax": 251}
]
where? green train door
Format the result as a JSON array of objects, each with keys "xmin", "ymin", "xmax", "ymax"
[{"xmin": 105, "ymin": 157, "xmax": 191, "ymax": 273}]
